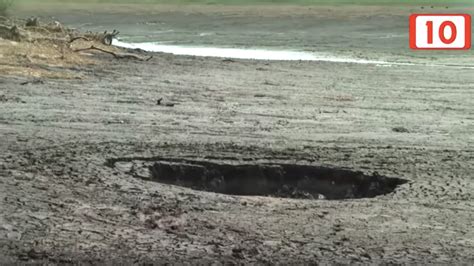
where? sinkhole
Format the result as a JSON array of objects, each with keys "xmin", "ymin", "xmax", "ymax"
[{"xmin": 109, "ymin": 158, "xmax": 407, "ymax": 200}]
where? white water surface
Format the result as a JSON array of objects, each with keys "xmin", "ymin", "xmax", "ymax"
[
  {"xmin": 113, "ymin": 39, "xmax": 402, "ymax": 65},
  {"xmin": 113, "ymin": 39, "xmax": 474, "ymax": 69}
]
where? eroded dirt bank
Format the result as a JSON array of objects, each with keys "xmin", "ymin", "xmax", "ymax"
[{"xmin": 1, "ymin": 5, "xmax": 474, "ymax": 264}]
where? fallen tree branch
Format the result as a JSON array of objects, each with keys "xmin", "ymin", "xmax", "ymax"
[
  {"xmin": 74, "ymin": 45, "xmax": 153, "ymax": 61},
  {"xmin": 69, "ymin": 36, "xmax": 91, "ymax": 43}
]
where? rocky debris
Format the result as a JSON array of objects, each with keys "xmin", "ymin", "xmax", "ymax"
[
  {"xmin": 0, "ymin": 24, "xmax": 21, "ymax": 41},
  {"xmin": 25, "ymin": 17, "xmax": 39, "ymax": 27}
]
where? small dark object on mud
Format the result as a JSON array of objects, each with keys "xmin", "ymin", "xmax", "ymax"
[
  {"xmin": 20, "ymin": 79, "xmax": 44, "ymax": 85},
  {"xmin": 392, "ymin": 127, "xmax": 409, "ymax": 133},
  {"xmin": 164, "ymin": 103, "xmax": 175, "ymax": 107},
  {"xmin": 263, "ymin": 80, "xmax": 278, "ymax": 86},
  {"xmin": 222, "ymin": 58, "xmax": 236, "ymax": 63},
  {"xmin": 0, "ymin": 95, "xmax": 24, "ymax": 103},
  {"xmin": 0, "ymin": 95, "xmax": 8, "ymax": 102},
  {"xmin": 18, "ymin": 248, "xmax": 48, "ymax": 261},
  {"xmin": 156, "ymin": 98, "xmax": 163, "ymax": 105}
]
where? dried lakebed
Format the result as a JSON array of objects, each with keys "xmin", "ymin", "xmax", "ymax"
[
  {"xmin": 1, "ymin": 4, "xmax": 474, "ymax": 264},
  {"xmin": 1, "ymin": 49, "xmax": 473, "ymax": 264}
]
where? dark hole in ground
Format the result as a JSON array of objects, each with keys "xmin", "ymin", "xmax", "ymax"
[{"xmin": 110, "ymin": 158, "xmax": 407, "ymax": 200}]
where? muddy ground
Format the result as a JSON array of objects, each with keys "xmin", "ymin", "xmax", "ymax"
[{"xmin": 1, "ymin": 4, "xmax": 474, "ymax": 264}]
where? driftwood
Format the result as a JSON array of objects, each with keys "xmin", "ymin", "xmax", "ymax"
[
  {"xmin": 76, "ymin": 29, "xmax": 119, "ymax": 46},
  {"xmin": 74, "ymin": 45, "xmax": 153, "ymax": 61},
  {"xmin": 0, "ymin": 16, "xmax": 152, "ymax": 63},
  {"xmin": 69, "ymin": 36, "xmax": 91, "ymax": 43},
  {"xmin": 102, "ymin": 29, "xmax": 119, "ymax": 45}
]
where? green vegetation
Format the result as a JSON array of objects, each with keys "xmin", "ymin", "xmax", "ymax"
[{"xmin": 14, "ymin": 0, "xmax": 474, "ymax": 5}]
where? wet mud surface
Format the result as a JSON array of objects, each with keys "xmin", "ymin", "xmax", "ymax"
[{"xmin": 1, "ymin": 4, "xmax": 474, "ymax": 264}]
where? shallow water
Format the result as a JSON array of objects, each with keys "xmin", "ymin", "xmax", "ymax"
[
  {"xmin": 113, "ymin": 39, "xmax": 407, "ymax": 65},
  {"xmin": 113, "ymin": 40, "xmax": 474, "ymax": 69}
]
